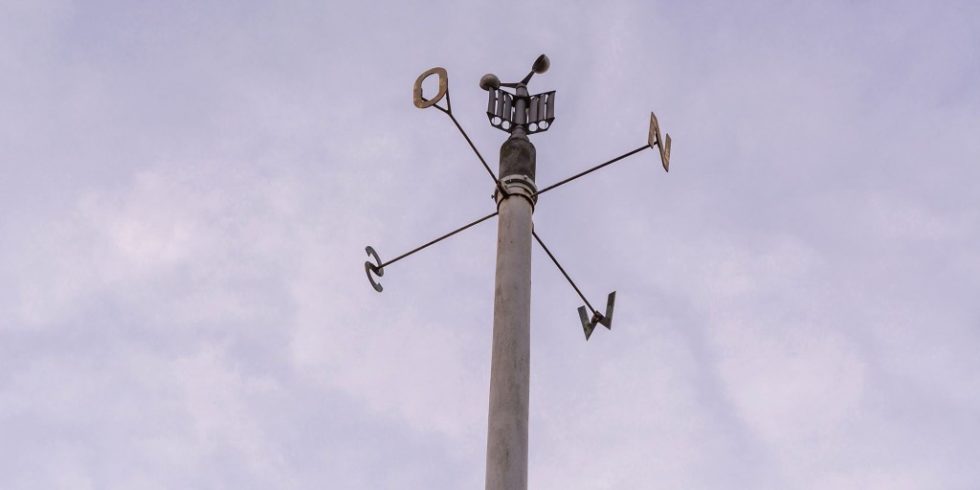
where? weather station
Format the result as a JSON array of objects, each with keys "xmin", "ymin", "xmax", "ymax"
[{"xmin": 364, "ymin": 54, "xmax": 673, "ymax": 490}]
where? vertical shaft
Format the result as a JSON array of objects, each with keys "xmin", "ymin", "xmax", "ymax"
[{"xmin": 486, "ymin": 128, "xmax": 536, "ymax": 490}]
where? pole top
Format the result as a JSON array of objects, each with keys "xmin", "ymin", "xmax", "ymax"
[
  {"xmin": 483, "ymin": 55, "xmax": 556, "ymax": 135},
  {"xmin": 498, "ymin": 126, "xmax": 536, "ymax": 180}
]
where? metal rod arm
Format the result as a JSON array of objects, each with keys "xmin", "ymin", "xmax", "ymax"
[
  {"xmin": 380, "ymin": 210, "xmax": 499, "ymax": 269},
  {"xmin": 531, "ymin": 228, "xmax": 596, "ymax": 315},
  {"xmin": 535, "ymin": 145, "xmax": 649, "ymax": 196},
  {"xmin": 436, "ymin": 94, "xmax": 509, "ymax": 197}
]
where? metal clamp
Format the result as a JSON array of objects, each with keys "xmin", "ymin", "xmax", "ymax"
[{"xmin": 494, "ymin": 175, "xmax": 538, "ymax": 210}]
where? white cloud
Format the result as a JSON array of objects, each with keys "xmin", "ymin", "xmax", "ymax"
[{"xmin": 2, "ymin": 1, "xmax": 979, "ymax": 488}]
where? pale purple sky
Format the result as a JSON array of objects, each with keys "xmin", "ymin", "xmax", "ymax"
[{"xmin": 2, "ymin": 1, "xmax": 979, "ymax": 488}]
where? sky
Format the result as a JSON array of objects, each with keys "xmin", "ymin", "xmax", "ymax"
[{"xmin": 1, "ymin": 0, "xmax": 979, "ymax": 488}]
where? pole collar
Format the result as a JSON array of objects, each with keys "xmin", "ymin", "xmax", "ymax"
[{"xmin": 495, "ymin": 175, "xmax": 537, "ymax": 211}]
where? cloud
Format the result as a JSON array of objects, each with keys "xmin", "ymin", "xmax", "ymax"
[{"xmin": 2, "ymin": 1, "xmax": 980, "ymax": 489}]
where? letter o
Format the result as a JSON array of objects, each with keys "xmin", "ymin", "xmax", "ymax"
[{"xmin": 413, "ymin": 67, "xmax": 448, "ymax": 109}]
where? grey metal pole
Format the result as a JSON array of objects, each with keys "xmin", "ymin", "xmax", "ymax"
[{"xmin": 485, "ymin": 126, "xmax": 536, "ymax": 490}]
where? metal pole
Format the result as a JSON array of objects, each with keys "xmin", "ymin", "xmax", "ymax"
[{"xmin": 485, "ymin": 125, "xmax": 536, "ymax": 490}]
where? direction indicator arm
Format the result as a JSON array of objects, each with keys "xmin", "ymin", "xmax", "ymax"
[
  {"xmin": 434, "ymin": 93, "xmax": 506, "ymax": 196},
  {"xmin": 531, "ymin": 229, "xmax": 616, "ymax": 340},
  {"xmin": 365, "ymin": 210, "xmax": 498, "ymax": 292},
  {"xmin": 535, "ymin": 111, "xmax": 672, "ymax": 196},
  {"xmin": 413, "ymin": 67, "xmax": 508, "ymax": 198},
  {"xmin": 535, "ymin": 145, "xmax": 649, "ymax": 196}
]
